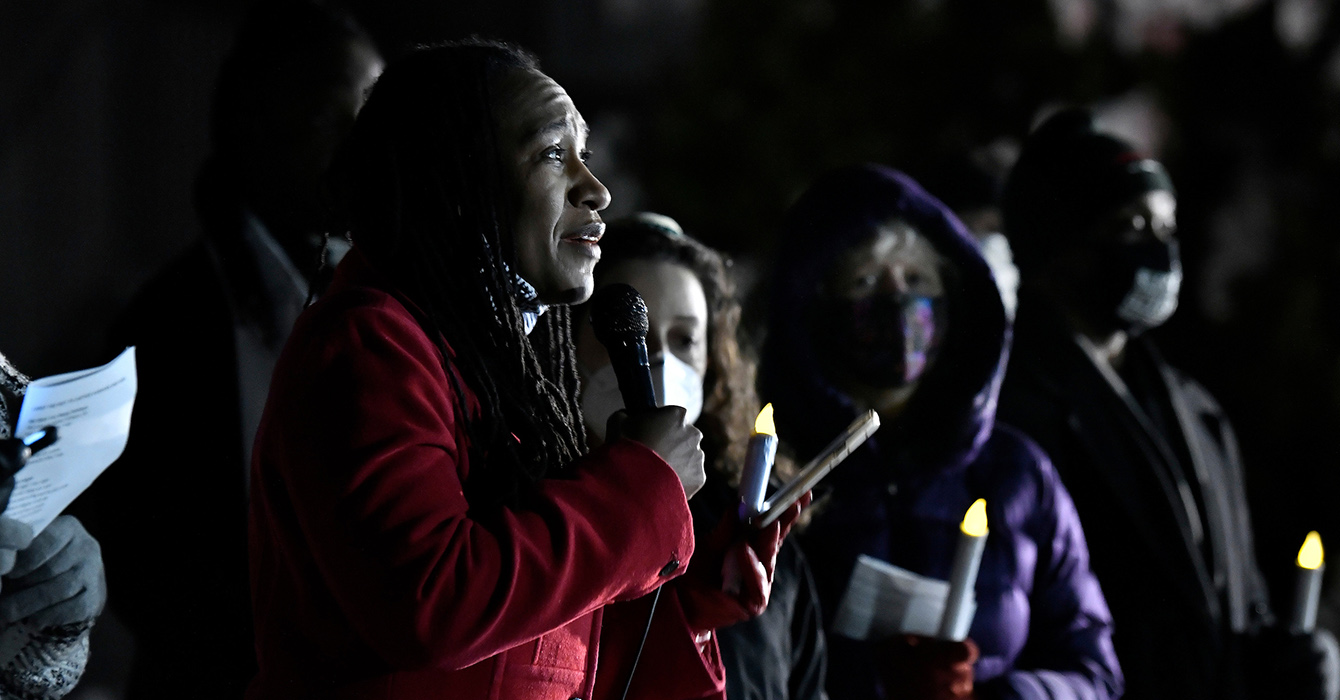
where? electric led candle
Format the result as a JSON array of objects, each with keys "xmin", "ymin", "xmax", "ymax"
[
  {"xmin": 939, "ymin": 498, "xmax": 988, "ymax": 641},
  {"xmin": 1292, "ymin": 531, "xmax": 1325, "ymax": 633},
  {"xmin": 738, "ymin": 404, "xmax": 778, "ymax": 520},
  {"xmin": 755, "ymin": 409, "xmax": 880, "ymax": 528}
]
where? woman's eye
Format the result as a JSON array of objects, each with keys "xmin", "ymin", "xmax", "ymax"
[
  {"xmin": 579, "ymin": 149, "xmax": 593, "ymax": 163},
  {"xmin": 543, "ymin": 147, "xmax": 565, "ymax": 162},
  {"xmin": 674, "ymin": 333, "xmax": 700, "ymax": 350}
]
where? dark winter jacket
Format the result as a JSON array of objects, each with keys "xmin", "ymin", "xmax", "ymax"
[
  {"xmin": 761, "ymin": 165, "xmax": 1122, "ymax": 700},
  {"xmin": 85, "ymin": 239, "xmax": 256, "ymax": 700},
  {"xmin": 998, "ymin": 293, "xmax": 1273, "ymax": 700},
  {"xmin": 80, "ymin": 170, "xmax": 281, "ymax": 699}
]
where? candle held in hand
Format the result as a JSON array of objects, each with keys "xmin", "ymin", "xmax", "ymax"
[
  {"xmin": 738, "ymin": 404, "xmax": 778, "ymax": 520},
  {"xmin": 739, "ymin": 402, "xmax": 782, "ymax": 517},
  {"xmin": 754, "ymin": 410, "xmax": 880, "ymax": 528},
  {"xmin": 1292, "ymin": 531, "xmax": 1325, "ymax": 633},
  {"xmin": 939, "ymin": 498, "xmax": 988, "ymax": 641}
]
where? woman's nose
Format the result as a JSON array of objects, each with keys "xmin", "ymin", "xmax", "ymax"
[{"xmin": 569, "ymin": 161, "xmax": 612, "ymax": 212}]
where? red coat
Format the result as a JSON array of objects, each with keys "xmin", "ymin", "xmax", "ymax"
[{"xmin": 246, "ymin": 250, "xmax": 726, "ymax": 700}]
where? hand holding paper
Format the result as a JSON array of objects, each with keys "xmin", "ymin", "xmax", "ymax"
[
  {"xmin": 11, "ymin": 348, "xmax": 137, "ymax": 534},
  {"xmin": 0, "ymin": 519, "xmax": 34, "ymax": 581},
  {"xmin": 832, "ymin": 555, "xmax": 976, "ymax": 641},
  {"xmin": 0, "ymin": 515, "xmax": 106, "ymax": 627}
]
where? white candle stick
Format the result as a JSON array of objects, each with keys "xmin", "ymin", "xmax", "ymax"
[
  {"xmin": 939, "ymin": 498, "xmax": 988, "ymax": 641},
  {"xmin": 755, "ymin": 410, "xmax": 881, "ymax": 528},
  {"xmin": 1292, "ymin": 531, "xmax": 1325, "ymax": 634},
  {"xmin": 739, "ymin": 404, "xmax": 777, "ymax": 520}
]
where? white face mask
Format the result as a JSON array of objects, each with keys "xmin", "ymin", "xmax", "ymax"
[
  {"xmin": 581, "ymin": 352, "xmax": 705, "ymax": 441},
  {"xmin": 1116, "ymin": 264, "xmax": 1182, "ymax": 329}
]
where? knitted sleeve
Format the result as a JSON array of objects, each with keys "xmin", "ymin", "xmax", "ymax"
[
  {"xmin": 0, "ymin": 352, "xmax": 29, "ymax": 440},
  {"xmin": 0, "ymin": 622, "xmax": 92, "ymax": 700}
]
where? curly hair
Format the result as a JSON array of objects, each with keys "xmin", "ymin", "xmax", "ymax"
[{"xmin": 590, "ymin": 213, "xmax": 794, "ymax": 485}]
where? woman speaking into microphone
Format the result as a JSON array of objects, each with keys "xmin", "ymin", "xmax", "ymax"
[{"xmin": 245, "ymin": 40, "xmax": 774, "ymax": 700}]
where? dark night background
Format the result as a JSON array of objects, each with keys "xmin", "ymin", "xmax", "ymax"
[{"xmin": 4, "ymin": 0, "xmax": 1340, "ymax": 696}]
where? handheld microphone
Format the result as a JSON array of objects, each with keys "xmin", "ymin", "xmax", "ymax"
[
  {"xmin": 590, "ymin": 283, "xmax": 658, "ymax": 413},
  {"xmin": 590, "ymin": 283, "xmax": 666, "ymax": 700}
]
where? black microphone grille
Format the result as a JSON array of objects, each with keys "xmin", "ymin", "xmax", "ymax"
[{"xmin": 590, "ymin": 283, "xmax": 649, "ymax": 344}]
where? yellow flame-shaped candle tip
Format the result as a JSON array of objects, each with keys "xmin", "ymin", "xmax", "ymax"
[
  {"xmin": 1299, "ymin": 531, "xmax": 1325, "ymax": 570},
  {"xmin": 755, "ymin": 403, "xmax": 776, "ymax": 436},
  {"xmin": 961, "ymin": 498, "xmax": 988, "ymax": 537}
]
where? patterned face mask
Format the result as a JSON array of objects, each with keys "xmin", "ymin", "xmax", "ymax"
[{"xmin": 815, "ymin": 294, "xmax": 945, "ymax": 389}]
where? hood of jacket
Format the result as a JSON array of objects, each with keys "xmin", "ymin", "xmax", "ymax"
[{"xmin": 761, "ymin": 164, "xmax": 1010, "ymax": 479}]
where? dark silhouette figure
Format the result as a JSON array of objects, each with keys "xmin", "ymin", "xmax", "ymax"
[
  {"xmin": 82, "ymin": 3, "xmax": 382, "ymax": 697},
  {"xmin": 997, "ymin": 108, "xmax": 1339, "ymax": 700}
]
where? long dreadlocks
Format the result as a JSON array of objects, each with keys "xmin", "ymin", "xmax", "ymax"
[{"xmin": 328, "ymin": 39, "xmax": 587, "ymax": 511}]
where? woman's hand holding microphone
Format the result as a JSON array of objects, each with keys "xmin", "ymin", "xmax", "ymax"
[{"xmin": 607, "ymin": 406, "xmax": 706, "ymax": 499}]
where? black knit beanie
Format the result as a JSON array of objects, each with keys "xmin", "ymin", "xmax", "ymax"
[{"xmin": 1002, "ymin": 108, "xmax": 1174, "ymax": 270}]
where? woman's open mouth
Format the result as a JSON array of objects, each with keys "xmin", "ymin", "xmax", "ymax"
[
  {"xmin": 561, "ymin": 222, "xmax": 605, "ymax": 246},
  {"xmin": 561, "ymin": 223, "xmax": 605, "ymax": 258}
]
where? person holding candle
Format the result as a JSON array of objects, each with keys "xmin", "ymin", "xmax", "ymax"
[
  {"xmin": 761, "ymin": 164, "xmax": 1121, "ymax": 700},
  {"xmin": 997, "ymin": 108, "xmax": 1339, "ymax": 700},
  {"xmin": 575, "ymin": 213, "xmax": 825, "ymax": 700}
]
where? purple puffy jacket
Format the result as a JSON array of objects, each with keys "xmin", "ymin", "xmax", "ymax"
[{"xmin": 762, "ymin": 165, "xmax": 1122, "ymax": 700}]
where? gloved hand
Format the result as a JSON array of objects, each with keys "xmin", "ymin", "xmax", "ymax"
[
  {"xmin": 0, "ymin": 515, "xmax": 105, "ymax": 628},
  {"xmin": 0, "ymin": 518, "xmax": 34, "ymax": 581},
  {"xmin": 0, "ymin": 438, "xmax": 38, "ymax": 587},
  {"xmin": 678, "ymin": 491, "xmax": 811, "ymax": 632},
  {"xmin": 876, "ymin": 634, "xmax": 978, "ymax": 700}
]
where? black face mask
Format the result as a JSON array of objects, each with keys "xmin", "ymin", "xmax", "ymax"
[
  {"xmin": 1082, "ymin": 238, "xmax": 1181, "ymax": 332},
  {"xmin": 814, "ymin": 294, "xmax": 945, "ymax": 389}
]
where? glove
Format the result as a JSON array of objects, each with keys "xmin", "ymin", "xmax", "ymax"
[
  {"xmin": 0, "ymin": 518, "xmax": 33, "ymax": 580},
  {"xmin": 678, "ymin": 491, "xmax": 811, "ymax": 632},
  {"xmin": 876, "ymin": 634, "xmax": 978, "ymax": 700},
  {"xmin": 0, "ymin": 441, "xmax": 38, "ymax": 587},
  {"xmin": 0, "ymin": 515, "xmax": 105, "ymax": 628}
]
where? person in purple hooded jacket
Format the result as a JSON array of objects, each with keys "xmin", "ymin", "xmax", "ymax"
[{"xmin": 760, "ymin": 164, "xmax": 1122, "ymax": 700}]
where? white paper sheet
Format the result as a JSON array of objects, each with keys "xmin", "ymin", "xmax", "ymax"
[
  {"xmin": 11, "ymin": 347, "xmax": 137, "ymax": 533},
  {"xmin": 833, "ymin": 554, "xmax": 975, "ymax": 641}
]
